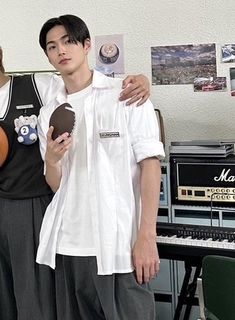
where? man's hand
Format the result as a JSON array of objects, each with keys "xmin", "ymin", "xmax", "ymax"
[
  {"xmin": 45, "ymin": 127, "xmax": 72, "ymax": 166},
  {"xmin": 120, "ymin": 74, "xmax": 150, "ymax": 106},
  {"xmin": 132, "ymin": 232, "xmax": 160, "ymax": 284},
  {"xmin": 44, "ymin": 127, "xmax": 72, "ymax": 192}
]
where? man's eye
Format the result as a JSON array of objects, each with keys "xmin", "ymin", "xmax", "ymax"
[{"xmin": 48, "ymin": 46, "xmax": 56, "ymax": 51}]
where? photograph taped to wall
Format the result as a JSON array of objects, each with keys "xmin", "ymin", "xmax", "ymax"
[
  {"xmin": 221, "ymin": 44, "xmax": 235, "ymax": 63},
  {"xmin": 194, "ymin": 76, "xmax": 227, "ymax": 92},
  {"xmin": 230, "ymin": 68, "xmax": 235, "ymax": 96},
  {"xmin": 95, "ymin": 34, "xmax": 125, "ymax": 75},
  {"xmin": 151, "ymin": 43, "xmax": 217, "ymax": 85}
]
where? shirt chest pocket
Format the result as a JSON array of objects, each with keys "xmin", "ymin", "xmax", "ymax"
[{"xmin": 97, "ymin": 130, "xmax": 125, "ymax": 160}]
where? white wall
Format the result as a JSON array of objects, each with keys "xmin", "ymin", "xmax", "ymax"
[{"xmin": 1, "ymin": 0, "xmax": 235, "ymax": 153}]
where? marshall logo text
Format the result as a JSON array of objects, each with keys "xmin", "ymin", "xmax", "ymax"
[{"xmin": 214, "ymin": 168, "xmax": 235, "ymax": 182}]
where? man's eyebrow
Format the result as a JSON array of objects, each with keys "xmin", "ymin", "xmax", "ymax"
[{"xmin": 46, "ymin": 34, "xmax": 69, "ymax": 46}]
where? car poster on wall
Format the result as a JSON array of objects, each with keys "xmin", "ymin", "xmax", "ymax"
[{"xmin": 194, "ymin": 77, "xmax": 227, "ymax": 92}]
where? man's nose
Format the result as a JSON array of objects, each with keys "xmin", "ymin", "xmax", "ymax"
[{"xmin": 57, "ymin": 44, "xmax": 66, "ymax": 55}]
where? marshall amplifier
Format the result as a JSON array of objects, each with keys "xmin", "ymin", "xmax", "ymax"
[{"xmin": 170, "ymin": 155, "xmax": 235, "ymax": 207}]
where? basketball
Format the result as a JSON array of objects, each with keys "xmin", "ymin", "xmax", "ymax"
[
  {"xmin": 49, "ymin": 103, "xmax": 76, "ymax": 140},
  {"xmin": 0, "ymin": 125, "xmax": 9, "ymax": 167}
]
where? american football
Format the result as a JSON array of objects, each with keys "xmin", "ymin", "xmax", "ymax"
[
  {"xmin": 0, "ymin": 125, "xmax": 9, "ymax": 167},
  {"xmin": 49, "ymin": 103, "xmax": 76, "ymax": 140}
]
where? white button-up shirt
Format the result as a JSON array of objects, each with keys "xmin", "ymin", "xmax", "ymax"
[{"xmin": 36, "ymin": 70, "xmax": 165, "ymax": 275}]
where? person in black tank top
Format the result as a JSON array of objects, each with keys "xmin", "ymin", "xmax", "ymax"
[{"xmin": 0, "ymin": 47, "xmax": 56, "ymax": 320}]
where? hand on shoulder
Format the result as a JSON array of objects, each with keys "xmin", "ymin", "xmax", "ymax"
[{"xmin": 120, "ymin": 74, "xmax": 150, "ymax": 106}]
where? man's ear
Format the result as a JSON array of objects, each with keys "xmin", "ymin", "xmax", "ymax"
[{"xmin": 84, "ymin": 39, "xmax": 91, "ymax": 54}]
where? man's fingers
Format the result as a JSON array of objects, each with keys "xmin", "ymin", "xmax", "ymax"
[
  {"xmin": 126, "ymin": 90, "xmax": 148, "ymax": 106},
  {"xmin": 136, "ymin": 267, "xmax": 143, "ymax": 284},
  {"xmin": 121, "ymin": 87, "xmax": 149, "ymax": 106},
  {"xmin": 119, "ymin": 83, "xmax": 139, "ymax": 100},
  {"xmin": 143, "ymin": 267, "xmax": 150, "ymax": 283},
  {"xmin": 47, "ymin": 126, "xmax": 54, "ymax": 141},
  {"xmin": 55, "ymin": 132, "xmax": 70, "ymax": 144},
  {"xmin": 155, "ymin": 259, "xmax": 160, "ymax": 274},
  {"xmin": 122, "ymin": 75, "xmax": 134, "ymax": 88},
  {"xmin": 121, "ymin": 74, "xmax": 150, "ymax": 106},
  {"xmin": 136, "ymin": 94, "xmax": 148, "ymax": 106},
  {"xmin": 125, "ymin": 96, "xmax": 140, "ymax": 106},
  {"xmin": 136, "ymin": 260, "xmax": 160, "ymax": 284},
  {"xmin": 136, "ymin": 263, "xmax": 154, "ymax": 284},
  {"xmin": 150, "ymin": 263, "xmax": 156, "ymax": 279},
  {"xmin": 47, "ymin": 131, "xmax": 71, "ymax": 156}
]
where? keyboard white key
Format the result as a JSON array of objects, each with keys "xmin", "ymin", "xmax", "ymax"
[{"xmin": 157, "ymin": 235, "xmax": 235, "ymax": 250}]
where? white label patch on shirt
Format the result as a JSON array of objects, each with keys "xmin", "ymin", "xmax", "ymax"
[
  {"xmin": 16, "ymin": 104, "xmax": 34, "ymax": 110},
  {"xmin": 99, "ymin": 131, "xmax": 120, "ymax": 138}
]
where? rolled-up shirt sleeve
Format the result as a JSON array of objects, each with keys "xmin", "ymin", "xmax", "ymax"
[{"xmin": 125, "ymin": 99, "xmax": 165, "ymax": 163}]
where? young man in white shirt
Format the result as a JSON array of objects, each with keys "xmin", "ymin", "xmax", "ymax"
[
  {"xmin": 36, "ymin": 14, "xmax": 165, "ymax": 320},
  {"xmin": 0, "ymin": 43, "xmax": 150, "ymax": 320}
]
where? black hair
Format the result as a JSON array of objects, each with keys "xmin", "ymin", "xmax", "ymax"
[
  {"xmin": 0, "ymin": 48, "xmax": 5, "ymax": 73},
  {"xmin": 39, "ymin": 14, "xmax": 90, "ymax": 51}
]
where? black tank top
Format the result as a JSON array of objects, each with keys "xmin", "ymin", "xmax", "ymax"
[{"xmin": 0, "ymin": 74, "xmax": 52, "ymax": 199}]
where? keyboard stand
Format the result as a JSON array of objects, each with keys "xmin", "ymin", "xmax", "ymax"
[{"xmin": 173, "ymin": 260, "xmax": 202, "ymax": 320}]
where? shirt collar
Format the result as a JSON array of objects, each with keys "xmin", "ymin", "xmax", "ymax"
[
  {"xmin": 91, "ymin": 69, "xmax": 116, "ymax": 89},
  {"xmin": 55, "ymin": 70, "xmax": 117, "ymax": 104}
]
